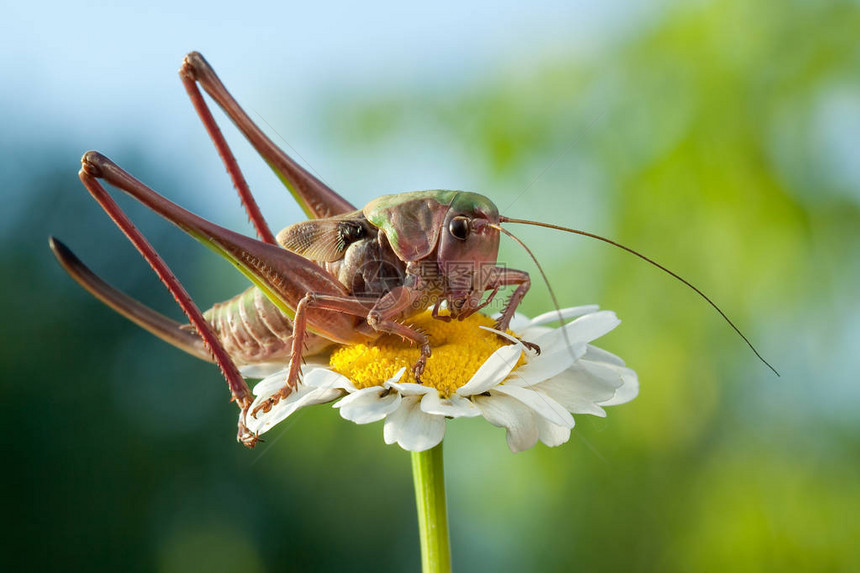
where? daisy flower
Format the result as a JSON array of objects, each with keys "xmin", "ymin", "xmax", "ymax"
[{"xmin": 244, "ymin": 305, "xmax": 637, "ymax": 452}]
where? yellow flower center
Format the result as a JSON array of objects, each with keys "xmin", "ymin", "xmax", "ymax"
[{"xmin": 329, "ymin": 310, "xmax": 521, "ymax": 396}]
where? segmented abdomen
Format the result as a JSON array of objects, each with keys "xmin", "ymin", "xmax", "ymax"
[{"xmin": 203, "ymin": 287, "xmax": 325, "ymax": 366}]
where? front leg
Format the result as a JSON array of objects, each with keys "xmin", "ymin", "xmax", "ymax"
[
  {"xmin": 452, "ymin": 284, "xmax": 501, "ymax": 321},
  {"xmin": 485, "ymin": 267, "xmax": 541, "ymax": 354},
  {"xmin": 431, "ymin": 299, "xmax": 452, "ymax": 322},
  {"xmin": 488, "ymin": 267, "xmax": 531, "ymax": 331},
  {"xmin": 367, "ymin": 286, "xmax": 432, "ymax": 381}
]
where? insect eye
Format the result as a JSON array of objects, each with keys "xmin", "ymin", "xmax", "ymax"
[{"xmin": 448, "ymin": 216, "xmax": 470, "ymax": 241}]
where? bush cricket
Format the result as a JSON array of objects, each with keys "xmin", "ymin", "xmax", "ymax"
[{"xmin": 50, "ymin": 52, "xmax": 776, "ymax": 448}]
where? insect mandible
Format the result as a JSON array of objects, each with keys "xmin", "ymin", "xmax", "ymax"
[{"xmin": 50, "ymin": 52, "xmax": 776, "ymax": 448}]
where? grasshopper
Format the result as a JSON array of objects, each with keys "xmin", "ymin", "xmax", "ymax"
[{"xmin": 50, "ymin": 52, "xmax": 776, "ymax": 448}]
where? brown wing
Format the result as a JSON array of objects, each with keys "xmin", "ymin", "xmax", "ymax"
[{"xmin": 276, "ymin": 210, "xmax": 371, "ymax": 262}]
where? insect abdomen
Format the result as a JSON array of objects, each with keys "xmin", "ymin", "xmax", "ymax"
[{"xmin": 204, "ymin": 287, "xmax": 297, "ymax": 365}]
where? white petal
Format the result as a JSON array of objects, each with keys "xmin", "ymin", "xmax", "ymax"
[
  {"xmin": 304, "ymin": 387, "xmax": 344, "ymax": 406},
  {"xmin": 420, "ymin": 392, "xmax": 482, "ymax": 418},
  {"xmin": 590, "ymin": 362, "xmax": 639, "ymax": 406},
  {"xmin": 533, "ymin": 311, "xmax": 620, "ymax": 355},
  {"xmin": 508, "ymin": 348, "xmax": 580, "ymax": 387},
  {"xmin": 251, "ymin": 364, "xmax": 335, "ymax": 396},
  {"xmin": 536, "ymin": 416, "xmax": 572, "ymax": 448},
  {"xmin": 386, "ymin": 381, "xmax": 435, "ymax": 396},
  {"xmin": 473, "ymin": 392, "xmax": 539, "ymax": 452},
  {"xmin": 493, "ymin": 384, "xmax": 575, "ymax": 428},
  {"xmin": 531, "ymin": 333, "xmax": 586, "ymax": 358},
  {"xmin": 538, "ymin": 374, "xmax": 609, "ymax": 417},
  {"xmin": 381, "ymin": 367, "xmax": 423, "ymax": 395},
  {"xmin": 517, "ymin": 325, "xmax": 553, "ymax": 339},
  {"xmin": 383, "ymin": 367, "xmax": 407, "ymax": 385},
  {"xmin": 303, "ymin": 368, "xmax": 357, "ymax": 392},
  {"xmin": 383, "ymin": 396, "xmax": 446, "ymax": 451},
  {"xmin": 576, "ymin": 360, "xmax": 626, "ymax": 390},
  {"xmin": 535, "ymin": 360, "xmax": 634, "ymax": 416},
  {"xmin": 526, "ymin": 305, "xmax": 600, "ymax": 327},
  {"xmin": 335, "ymin": 386, "xmax": 402, "ymax": 424},
  {"xmin": 567, "ymin": 311, "xmax": 621, "ymax": 342},
  {"xmin": 505, "ymin": 312, "xmax": 532, "ymax": 332},
  {"xmin": 246, "ymin": 385, "xmax": 342, "ymax": 435},
  {"xmin": 239, "ymin": 362, "xmax": 290, "ymax": 379},
  {"xmin": 456, "ymin": 345, "xmax": 523, "ymax": 396},
  {"xmin": 251, "ymin": 368, "xmax": 293, "ymax": 397},
  {"xmin": 478, "ymin": 326, "xmax": 529, "ymax": 352},
  {"xmin": 568, "ymin": 358, "xmax": 638, "ymax": 408},
  {"xmin": 582, "ymin": 344, "xmax": 626, "ymax": 366}
]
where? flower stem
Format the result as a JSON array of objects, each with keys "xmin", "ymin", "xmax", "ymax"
[{"xmin": 411, "ymin": 442, "xmax": 452, "ymax": 573}]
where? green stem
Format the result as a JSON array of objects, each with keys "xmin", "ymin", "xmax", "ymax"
[{"xmin": 411, "ymin": 442, "xmax": 452, "ymax": 573}]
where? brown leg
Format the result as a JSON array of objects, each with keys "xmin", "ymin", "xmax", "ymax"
[
  {"xmin": 78, "ymin": 163, "xmax": 259, "ymax": 447},
  {"xmin": 486, "ymin": 267, "xmax": 531, "ymax": 331},
  {"xmin": 180, "ymin": 60, "xmax": 276, "ymax": 244},
  {"xmin": 431, "ymin": 298, "xmax": 451, "ymax": 322},
  {"xmin": 49, "ymin": 237, "xmax": 210, "ymax": 362},
  {"xmin": 252, "ymin": 293, "xmax": 378, "ymax": 416},
  {"xmin": 78, "ymin": 152, "xmax": 362, "ymax": 347},
  {"xmin": 454, "ymin": 285, "xmax": 501, "ymax": 321},
  {"xmin": 486, "ymin": 267, "xmax": 540, "ymax": 354},
  {"xmin": 368, "ymin": 286, "xmax": 432, "ymax": 380},
  {"xmin": 180, "ymin": 52, "xmax": 356, "ymax": 220},
  {"xmin": 252, "ymin": 286, "xmax": 434, "ymax": 415}
]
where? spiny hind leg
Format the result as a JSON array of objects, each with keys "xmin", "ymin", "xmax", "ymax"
[
  {"xmin": 179, "ymin": 53, "xmax": 275, "ymax": 244},
  {"xmin": 79, "ymin": 153, "xmax": 259, "ymax": 447},
  {"xmin": 180, "ymin": 51, "xmax": 355, "ymax": 220}
]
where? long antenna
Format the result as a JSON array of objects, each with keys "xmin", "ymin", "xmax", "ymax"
[{"xmin": 500, "ymin": 216, "xmax": 779, "ymax": 377}]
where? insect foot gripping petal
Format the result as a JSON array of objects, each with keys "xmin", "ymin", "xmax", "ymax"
[
  {"xmin": 250, "ymin": 369, "xmax": 302, "ymax": 419},
  {"xmin": 250, "ymin": 292, "xmax": 316, "ymax": 418},
  {"xmin": 238, "ymin": 407, "xmax": 261, "ymax": 448},
  {"xmin": 493, "ymin": 309, "xmax": 540, "ymax": 355},
  {"xmin": 491, "ymin": 322, "xmax": 541, "ymax": 355},
  {"xmin": 252, "ymin": 386, "xmax": 286, "ymax": 418},
  {"xmin": 516, "ymin": 337, "xmax": 541, "ymax": 355}
]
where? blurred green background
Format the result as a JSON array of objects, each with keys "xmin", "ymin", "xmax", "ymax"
[{"xmin": 2, "ymin": 0, "xmax": 859, "ymax": 571}]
